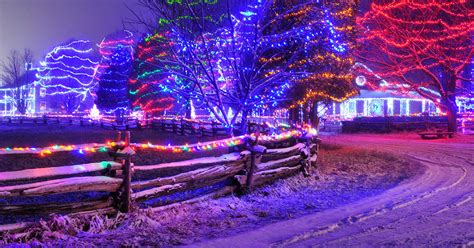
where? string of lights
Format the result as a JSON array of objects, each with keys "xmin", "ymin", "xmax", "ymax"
[{"xmin": 0, "ymin": 130, "xmax": 303, "ymax": 156}]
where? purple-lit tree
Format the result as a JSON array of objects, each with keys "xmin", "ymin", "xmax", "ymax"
[{"xmin": 37, "ymin": 39, "xmax": 99, "ymax": 114}]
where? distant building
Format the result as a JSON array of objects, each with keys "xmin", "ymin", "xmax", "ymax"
[
  {"xmin": 325, "ymin": 63, "xmax": 473, "ymax": 120},
  {"xmin": 0, "ymin": 66, "xmax": 96, "ymax": 115}
]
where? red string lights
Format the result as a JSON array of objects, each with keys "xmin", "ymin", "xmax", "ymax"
[{"xmin": 356, "ymin": 0, "xmax": 473, "ymax": 131}]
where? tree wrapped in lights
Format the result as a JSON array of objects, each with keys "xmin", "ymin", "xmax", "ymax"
[
  {"xmin": 128, "ymin": 0, "xmax": 315, "ymax": 133},
  {"xmin": 357, "ymin": 0, "xmax": 473, "ymax": 132},
  {"xmin": 37, "ymin": 39, "xmax": 99, "ymax": 114},
  {"xmin": 271, "ymin": 0, "xmax": 358, "ymax": 126},
  {"xmin": 96, "ymin": 30, "xmax": 135, "ymax": 120},
  {"xmin": 96, "ymin": 45, "xmax": 133, "ymax": 120},
  {"xmin": 128, "ymin": 32, "xmax": 176, "ymax": 115}
]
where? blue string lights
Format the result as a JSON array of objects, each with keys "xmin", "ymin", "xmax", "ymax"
[{"xmin": 96, "ymin": 31, "xmax": 135, "ymax": 115}]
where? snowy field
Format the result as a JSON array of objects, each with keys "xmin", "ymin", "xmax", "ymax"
[{"xmin": 1, "ymin": 127, "xmax": 473, "ymax": 247}]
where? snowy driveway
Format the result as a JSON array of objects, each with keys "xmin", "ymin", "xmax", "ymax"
[{"xmin": 192, "ymin": 134, "xmax": 474, "ymax": 247}]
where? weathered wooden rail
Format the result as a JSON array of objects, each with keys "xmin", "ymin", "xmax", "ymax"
[{"xmin": 0, "ymin": 130, "xmax": 319, "ymax": 233}]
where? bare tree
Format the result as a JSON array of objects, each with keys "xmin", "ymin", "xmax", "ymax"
[
  {"xmin": 0, "ymin": 49, "xmax": 34, "ymax": 115},
  {"xmin": 357, "ymin": 1, "xmax": 473, "ymax": 132}
]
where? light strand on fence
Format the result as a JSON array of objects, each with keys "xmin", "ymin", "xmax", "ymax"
[{"xmin": 0, "ymin": 131, "xmax": 303, "ymax": 156}]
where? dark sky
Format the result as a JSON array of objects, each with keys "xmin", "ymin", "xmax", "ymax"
[
  {"xmin": 0, "ymin": 0, "xmax": 373, "ymax": 65},
  {"xmin": 0, "ymin": 0, "xmax": 138, "ymax": 64}
]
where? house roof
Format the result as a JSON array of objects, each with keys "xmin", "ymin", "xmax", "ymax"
[{"xmin": 356, "ymin": 89, "xmax": 424, "ymax": 99}]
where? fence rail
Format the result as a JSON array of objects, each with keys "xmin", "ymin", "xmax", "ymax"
[{"xmin": 0, "ymin": 130, "xmax": 319, "ymax": 233}]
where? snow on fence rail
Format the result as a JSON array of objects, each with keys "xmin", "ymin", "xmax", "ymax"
[{"xmin": 0, "ymin": 130, "xmax": 319, "ymax": 233}]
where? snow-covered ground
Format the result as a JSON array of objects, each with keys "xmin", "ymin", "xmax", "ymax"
[
  {"xmin": 194, "ymin": 134, "xmax": 474, "ymax": 247},
  {"xmin": 3, "ymin": 133, "xmax": 472, "ymax": 247},
  {"xmin": 2, "ymin": 137, "xmax": 419, "ymax": 246}
]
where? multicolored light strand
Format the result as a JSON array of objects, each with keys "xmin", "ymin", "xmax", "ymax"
[{"xmin": 0, "ymin": 130, "xmax": 303, "ymax": 156}]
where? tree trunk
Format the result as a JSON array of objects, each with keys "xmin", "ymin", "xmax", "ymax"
[
  {"xmin": 309, "ymin": 102, "xmax": 320, "ymax": 128},
  {"xmin": 444, "ymin": 100, "xmax": 458, "ymax": 133},
  {"xmin": 302, "ymin": 103, "xmax": 309, "ymax": 124},
  {"xmin": 238, "ymin": 108, "xmax": 250, "ymax": 135},
  {"xmin": 185, "ymin": 98, "xmax": 192, "ymax": 119},
  {"xmin": 288, "ymin": 108, "xmax": 297, "ymax": 126}
]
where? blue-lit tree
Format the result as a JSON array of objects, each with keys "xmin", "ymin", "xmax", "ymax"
[
  {"xmin": 96, "ymin": 30, "xmax": 135, "ymax": 122},
  {"xmin": 37, "ymin": 39, "xmax": 99, "ymax": 114},
  {"xmin": 96, "ymin": 44, "xmax": 133, "ymax": 121},
  {"xmin": 129, "ymin": 0, "xmax": 359, "ymax": 132},
  {"xmin": 129, "ymin": 0, "xmax": 307, "ymax": 133}
]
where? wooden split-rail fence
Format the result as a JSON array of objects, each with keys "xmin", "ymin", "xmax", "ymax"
[{"xmin": 0, "ymin": 131, "xmax": 319, "ymax": 233}]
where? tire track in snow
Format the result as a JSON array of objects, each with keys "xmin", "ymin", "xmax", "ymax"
[
  {"xmin": 192, "ymin": 135, "xmax": 474, "ymax": 247},
  {"xmin": 282, "ymin": 136, "xmax": 474, "ymax": 247}
]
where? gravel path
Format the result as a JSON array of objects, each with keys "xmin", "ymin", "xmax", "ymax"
[{"xmin": 193, "ymin": 134, "xmax": 474, "ymax": 247}]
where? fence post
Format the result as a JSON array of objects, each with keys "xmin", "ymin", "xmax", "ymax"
[
  {"xmin": 122, "ymin": 154, "xmax": 132, "ymax": 213},
  {"xmin": 125, "ymin": 131, "xmax": 130, "ymax": 146},
  {"xmin": 300, "ymin": 134, "xmax": 312, "ymax": 177},
  {"xmin": 244, "ymin": 131, "xmax": 266, "ymax": 191},
  {"xmin": 109, "ymin": 131, "xmax": 135, "ymax": 213},
  {"xmin": 300, "ymin": 130, "xmax": 320, "ymax": 177},
  {"xmin": 123, "ymin": 131, "xmax": 132, "ymax": 212}
]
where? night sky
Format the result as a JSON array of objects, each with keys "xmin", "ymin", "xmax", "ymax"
[
  {"xmin": 0, "ymin": 0, "xmax": 137, "ymax": 64},
  {"xmin": 0, "ymin": 0, "xmax": 373, "ymax": 66}
]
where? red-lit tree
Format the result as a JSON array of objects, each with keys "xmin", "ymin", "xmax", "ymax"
[{"xmin": 357, "ymin": 1, "xmax": 473, "ymax": 132}]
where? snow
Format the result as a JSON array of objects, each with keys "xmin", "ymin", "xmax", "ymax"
[
  {"xmin": 2, "ymin": 133, "xmax": 472, "ymax": 246},
  {"xmin": 194, "ymin": 134, "xmax": 474, "ymax": 247},
  {"xmin": 0, "ymin": 161, "xmax": 121, "ymax": 182},
  {"xmin": 0, "ymin": 143, "xmax": 109, "ymax": 155}
]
